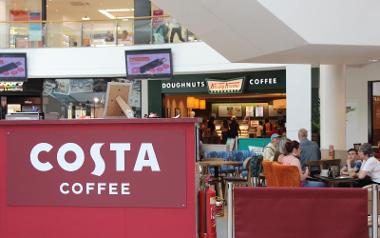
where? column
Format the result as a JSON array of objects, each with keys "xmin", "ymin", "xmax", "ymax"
[
  {"xmin": 320, "ymin": 65, "xmax": 346, "ymax": 159},
  {"xmin": 141, "ymin": 80, "xmax": 148, "ymax": 117},
  {"xmin": 0, "ymin": 0, "xmax": 9, "ymax": 48},
  {"xmin": 134, "ymin": 0, "xmax": 151, "ymax": 44},
  {"xmin": 286, "ymin": 64, "xmax": 312, "ymax": 141}
]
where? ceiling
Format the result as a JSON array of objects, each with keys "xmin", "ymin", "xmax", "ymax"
[{"xmin": 151, "ymin": 0, "xmax": 380, "ymax": 65}]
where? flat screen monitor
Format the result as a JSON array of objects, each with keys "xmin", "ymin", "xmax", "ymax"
[
  {"xmin": 125, "ymin": 49, "xmax": 172, "ymax": 79},
  {"xmin": 0, "ymin": 53, "xmax": 27, "ymax": 81}
]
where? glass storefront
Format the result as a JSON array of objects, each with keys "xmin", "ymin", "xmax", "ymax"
[
  {"xmin": 43, "ymin": 78, "xmax": 141, "ymax": 119},
  {"xmin": 1, "ymin": 0, "xmax": 197, "ymax": 48}
]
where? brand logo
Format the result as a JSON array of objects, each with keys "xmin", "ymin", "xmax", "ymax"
[
  {"xmin": 29, "ymin": 142, "xmax": 160, "ymax": 196},
  {"xmin": 206, "ymin": 77, "xmax": 244, "ymax": 94}
]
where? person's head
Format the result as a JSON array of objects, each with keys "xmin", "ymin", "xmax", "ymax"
[
  {"xmin": 285, "ymin": 140, "xmax": 300, "ymax": 157},
  {"xmin": 298, "ymin": 128, "xmax": 308, "ymax": 141},
  {"xmin": 222, "ymin": 119, "xmax": 228, "ymax": 126},
  {"xmin": 347, "ymin": 148, "xmax": 358, "ymax": 160},
  {"xmin": 271, "ymin": 133, "xmax": 281, "ymax": 145},
  {"xmin": 358, "ymin": 143, "xmax": 373, "ymax": 160},
  {"xmin": 231, "ymin": 115, "xmax": 236, "ymax": 121},
  {"xmin": 259, "ymin": 121, "xmax": 263, "ymax": 125}
]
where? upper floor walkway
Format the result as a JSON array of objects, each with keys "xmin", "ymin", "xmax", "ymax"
[{"xmin": 0, "ymin": 16, "xmax": 197, "ymax": 49}]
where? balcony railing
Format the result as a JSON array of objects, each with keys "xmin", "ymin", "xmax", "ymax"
[{"xmin": 0, "ymin": 16, "xmax": 198, "ymax": 48}]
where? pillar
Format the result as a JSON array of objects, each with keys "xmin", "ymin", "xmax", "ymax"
[
  {"xmin": 0, "ymin": 0, "xmax": 9, "ymax": 48},
  {"xmin": 320, "ymin": 65, "xmax": 346, "ymax": 159},
  {"xmin": 134, "ymin": 0, "xmax": 152, "ymax": 44},
  {"xmin": 286, "ymin": 64, "xmax": 312, "ymax": 141}
]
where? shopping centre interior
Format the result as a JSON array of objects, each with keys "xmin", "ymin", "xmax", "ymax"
[{"xmin": 1, "ymin": 1, "xmax": 380, "ymax": 238}]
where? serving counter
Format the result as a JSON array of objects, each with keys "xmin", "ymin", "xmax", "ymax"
[{"xmin": 0, "ymin": 118, "xmax": 198, "ymax": 238}]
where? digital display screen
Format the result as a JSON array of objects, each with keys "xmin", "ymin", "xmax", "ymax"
[
  {"xmin": 0, "ymin": 53, "xmax": 27, "ymax": 81},
  {"xmin": 125, "ymin": 49, "xmax": 172, "ymax": 79}
]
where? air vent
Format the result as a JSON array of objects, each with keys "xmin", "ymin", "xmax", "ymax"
[{"xmin": 70, "ymin": 1, "xmax": 90, "ymax": 7}]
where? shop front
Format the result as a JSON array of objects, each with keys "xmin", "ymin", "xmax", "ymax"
[{"xmin": 148, "ymin": 70, "xmax": 286, "ymax": 138}]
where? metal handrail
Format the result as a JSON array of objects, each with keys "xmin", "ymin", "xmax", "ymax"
[
  {"xmin": 0, "ymin": 15, "xmax": 171, "ymax": 24},
  {"xmin": 372, "ymin": 184, "xmax": 378, "ymax": 238}
]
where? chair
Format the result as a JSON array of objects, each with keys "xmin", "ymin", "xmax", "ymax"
[
  {"xmin": 262, "ymin": 161, "xmax": 276, "ymax": 187},
  {"xmin": 307, "ymin": 159, "xmax": 342, "ymax": 175},
  {"xmin": 272, "ymin": 163, "xmax": 301, "ymax": 187},
  {"xmin": 223, "ymin": 157, "xmax": 253, "ymax": 201}
]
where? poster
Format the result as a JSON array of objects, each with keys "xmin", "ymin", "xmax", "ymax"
[
  {"xmin": 218, "ymin": 105, "xmax": 242, "ymax": 117},
  {"xmin": 246, "ymin": 106, "xmax": 254, "ymax": 117},
  {"xmin": 255, "ymin": 106, "xmax": 264, "ymax": 117}
]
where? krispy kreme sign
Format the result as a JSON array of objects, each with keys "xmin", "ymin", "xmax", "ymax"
[
  {"xmin": 7, "ymin": 128, "xmax": 186, "ymax": 207},
  {"xmin": 206, "ymin": 77, "xmax": 244, "ymax": 94}
]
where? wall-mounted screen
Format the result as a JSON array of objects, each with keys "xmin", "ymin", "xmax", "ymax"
[
  {"xmin": 125, "ymin": 49, "xmax": 172, "ymax": 79},
  {"xmin": 0, "ymin": 53, "xmax": 27, "ymax": 81}
]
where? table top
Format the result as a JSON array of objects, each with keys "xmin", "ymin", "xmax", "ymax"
[
  {"xmin": 313, "ymin": 175, "xmax": 358, "ymax": 182},
  {"xmin": 198, "ymin": 159, "xmax": 242, "ymax": 167}
]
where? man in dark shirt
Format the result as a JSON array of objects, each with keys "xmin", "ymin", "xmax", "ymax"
[{"xmin": 298, "ymin": 128, "xmax": 321, "ymax": 173}]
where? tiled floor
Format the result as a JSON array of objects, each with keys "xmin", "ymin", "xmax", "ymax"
[{"xmin": 216, "ymin": 207, "xmax": 228, "ymax": 238}]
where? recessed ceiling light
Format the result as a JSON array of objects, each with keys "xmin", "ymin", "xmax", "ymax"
[
  {"xmin": 369, "ymin": 59, "xmax": 380, "ymax": 63},
  {"xmin": 82, "ymin": 16, "xmax": 90, "ymax": 21},
  {"xmin": 98, "ymin": 8, "xmax": 134, "ymax": 19}
]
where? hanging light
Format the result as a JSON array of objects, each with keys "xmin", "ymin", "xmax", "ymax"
[
  {"xmin": 187, "ymin": 96, "xmax": 195, "ymax": 108},
  {"xmin": 199, "ymin": 99, "xmax": 206, "ymax": 110},
  {"xmin": 193, "ymin": 98, "xmax": 200, "ymax": 109}
]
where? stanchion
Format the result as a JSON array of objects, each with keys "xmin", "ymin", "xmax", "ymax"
[
  {"xmin": 227, "ymin": 182, "xmax": 234, "ymax": 238},
  {"xmin": 372, "ymin": 184, "xmax": 378, "ymax": 238}
]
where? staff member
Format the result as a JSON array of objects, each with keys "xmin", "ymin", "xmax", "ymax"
[{"xmin": 356, "ymin": 143, "xmax": 380, "ymax": 186}]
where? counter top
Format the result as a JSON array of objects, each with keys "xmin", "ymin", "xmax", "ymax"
[{"xmin": 0, "ymin": 118, "xmax": 199, "ymax": 126}]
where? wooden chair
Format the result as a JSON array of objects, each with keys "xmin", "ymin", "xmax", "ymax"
[
  {"xmin": 307, "ymin": 159, "xmax": 342, "ymax": 175},
  {"xmin": 272, "ymin": 163, "xmax": 301, "ymax": 187},
  {"xmin": 262, "ymin": 161, "xmax": 277, "ymax": 187}
]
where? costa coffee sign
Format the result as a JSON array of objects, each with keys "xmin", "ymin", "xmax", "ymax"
[{"xmin": 7, "ymin": 128, "xmax": 186, "ymax": 207}]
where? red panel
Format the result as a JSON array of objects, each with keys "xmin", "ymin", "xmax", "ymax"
[
  {"xmin": 234, "ymin": 187, "xmax": 368, "ymax": 238},
  {"xmin": 0, "ymin": 120, "xmax": 196, "ymax": 238}
]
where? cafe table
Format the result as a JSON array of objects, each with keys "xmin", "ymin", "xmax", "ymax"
[{"xmin": 312, "ymin": 175, "xmax": 359, "ymax": 187}]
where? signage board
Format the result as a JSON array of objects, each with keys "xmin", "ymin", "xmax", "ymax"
[
  {"xmin": 0, "ymin": 53, "xmax": 27, "ymax": 82},
  {"xmin": 125, "ymin": 49, "xmax": 172, "ymax": 79},
  {"xmin": 7, "ymin": 127, "xmax": 186, "ymax": 207},
  {"xmin": 207, "ymin": 77, "xmax": 244, "ymax": 94}
]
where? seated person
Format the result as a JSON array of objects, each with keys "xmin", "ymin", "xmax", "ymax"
[
  {"xmin": 355, "ymin": 143, "xmax": 380, "ymax": 186},
  {"xmin": 282, "ymin": 140, "xmax": 325, "ymax": 187},
  {"xmin": 340, "ymin": 148, "xmax": 362, "ymax": 176},
  {"xmin": 263, "ymin": 133, "xmax": 280, "ymax": 161}
]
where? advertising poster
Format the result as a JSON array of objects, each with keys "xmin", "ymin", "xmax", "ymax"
[
  {"xmin": 126, "ymin": 51, "xmax": 172, "ymax": 78},
  {"xmin": 28, "ymin": 12, "xmax": 42, "ymax": 41},
  {"xmin": 255, "ymin": 106, "xmax": 264, "ymax": 117},
  {"xmin": 0, "ymin": 56, "xmax": 26, "ymax": 79},
  {"xmin": 246, "ymin": 106, "xmax": 254, "ymax": 117},
  {"xmin": 218, "ymin": 105, "xmax": 242, "ymax": 117}
]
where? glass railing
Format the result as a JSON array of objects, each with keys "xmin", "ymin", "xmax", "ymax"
[{"xmin": 0, "ymin": 16, "xmax": 198, "ymax": 48}]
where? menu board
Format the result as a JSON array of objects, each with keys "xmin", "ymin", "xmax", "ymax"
[{"xmin": 125, "ymin": 49, "xmax": 172, "ymax": 79}]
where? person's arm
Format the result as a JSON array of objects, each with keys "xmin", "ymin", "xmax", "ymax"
[
  {"xmin": 357, "ymin": 159, "xmax": 371, "ymax": 179},
  {"xmin": 292, "ymin": 159, "xmax": 309, "ymax": 181}
]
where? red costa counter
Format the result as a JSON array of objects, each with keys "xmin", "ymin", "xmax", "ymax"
[{"xmin": 0, "ymin": 118, "xmax": 197, "ymax": 238}]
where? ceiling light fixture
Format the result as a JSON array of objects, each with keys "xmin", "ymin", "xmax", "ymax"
[
  {"xmin": 82, "ymin": 16, "xmax": 91, "ymax": 21},
  {"xmin": 98, "ymin": 8, "xmax": 135, "ymax": 20},
  {"xmin": 368, "ymin": 59, "xmax": 380, "ymax": 63}
]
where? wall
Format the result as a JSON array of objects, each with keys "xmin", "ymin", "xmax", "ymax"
[{"xmin": 346, "ymin": 62, "xmax": 380, "ymax": 148}]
